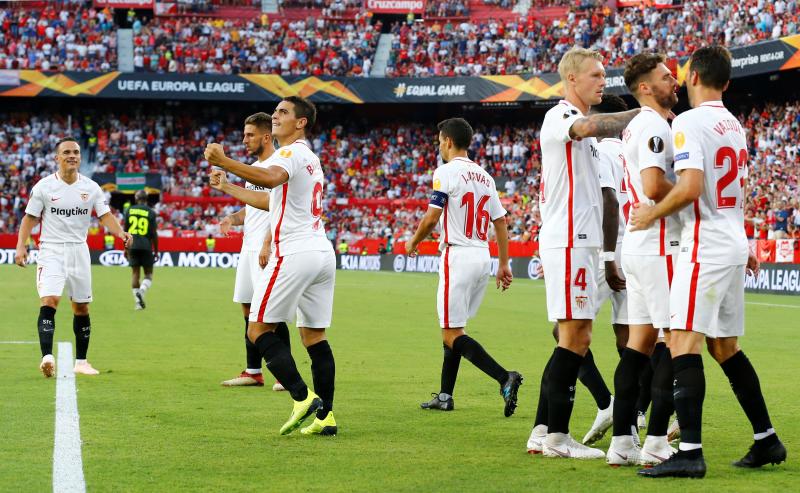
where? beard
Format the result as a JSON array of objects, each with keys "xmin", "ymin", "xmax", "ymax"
[
  {"xmin": 250, "ymin": 144, "xmax": 264, "ymax": 157},
  {"xmin": 655, "ymin": 90, "xmax": 679, "ymax": 110}
]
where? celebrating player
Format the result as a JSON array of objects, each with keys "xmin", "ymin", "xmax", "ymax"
[
  {"xmin": 205, "ymin": 96, "xmax": 338, "ymax": 436},
  {"xmin": 15, "ymin": 138, "xmax": 132, "ymax": 377},
  {"xmin": 532, "ymin": 47, "xmax": 640, "ymax": 459},
  {"xmin": 607, "ymin": 52, "xmax": 681, "ymax": 467},
  {"xmin": 217, "ymin": 112, "xmax": 291, "ymax": 391},
  {"xmin": 632, "ymin": 46, "xmax": 786, "ymax": 478},
  {"xmin": 124, "ymin": 190, "xmax": 158, "ymax": 310},
  {"xmin": 405, "ymin": 118, "xmax": 522, "ymax": 417}
]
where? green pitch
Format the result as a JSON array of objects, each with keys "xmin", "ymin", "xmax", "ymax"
[{"xmin": 1, "ymin": 265, "xmax": 797, "ymax": 492}]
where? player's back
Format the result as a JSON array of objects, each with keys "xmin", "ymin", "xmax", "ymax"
[
  {"xmin": 435, "ymin": 157, "xmax": 505, "ymax": 249},
  {"xmin": 125, "ymin": 203, "xmax": 156, "ymax": 250},
  {"xmin": 595, "ymin": 138, "xmax": 627, "ymax": 243},
  {"xmin": 267, "ymin": 139, "xmax": 331, "ymax": 257},
  {"xmin": 672, "ymin": 102, "xmax": 748, "ymax": 265}
]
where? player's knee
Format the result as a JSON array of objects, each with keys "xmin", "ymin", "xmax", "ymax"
[
  {"xmin": 300, "ymin": 328, "xmax": 326, "ymax": 347},
  {"xmin": 551, "ymin": 322, "xmax": 559, "ymax": 342},
  {"xmin": 72, "ymin": 303, "xmax": 89, "ymax": 316},
  {"xmin": 247, "ymin": 323, "xmax": 269, "ymax": 344},
  {"xmin": 41, "ymin": 297, "xmax": 59, "ymax": 309},
  {"xmin": 707, "ymin": 338, "xmax": 740, "ymax": 364},
  {"xmin": 441, "ymin": 328, "xmax": 464, "ymax": 348}
]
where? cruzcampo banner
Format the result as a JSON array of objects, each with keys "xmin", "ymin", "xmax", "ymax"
[{"xmin": 1, "ymin": 35, "xmax": 798, "ymax": 103}]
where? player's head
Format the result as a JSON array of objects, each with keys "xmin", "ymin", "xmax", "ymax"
[
  {"xmin": 54, "ymin": 138, "xmax": 80, "ymax": 173},
  {"xmin": 558, "ymin": 47, "xmax": 605, "ymax": 107},
  {"xmin": 589, "ymin": 93, "xmax": 629, "ymax": 115},
  {"xmin": 437, "ymin": 118, "xmax": 473, "ymax": 162},
  {"xmin": 623, "ymin": 52, "xmax": 679, "ymax": 110},
  {"xmin": 687, "ymin": 45, "xmax": 731, "ymax": 107},
  {"xmin": 243, "ymin": 112, "xmax": 273, "ymax": 157},
  {"xmin": 134, "ymin": 190, "xmax": 148, "ymax": 204},
  {"xmin": 272, "ymin": 96, "xmax": 316, "ymax": 141}
]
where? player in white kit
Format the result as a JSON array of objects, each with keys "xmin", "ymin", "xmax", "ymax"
[
  {"xmin": 632, "ymin": 46, "xmax": 786, "ymax": 478},
  {"xmin": 530, "ymin": 47, "xmax": 640, "ymax": 460},
  {"xmin": 404, "ymin": 118, "xmax": 522, "ymax": 417},
  {"xmin": 206, "ymin": 96, "xmax": 338, "ymax": 436},
  {"xmin": 607, "ymin": 53, "xmax": 682, "ymax": 466},
  {"xmin": 14, "ymin": 138, "xmax": 132, "ymax": 377},
  {"xmin": 218, "ymin": 112, "xmax": 290, "ymax": 391}
]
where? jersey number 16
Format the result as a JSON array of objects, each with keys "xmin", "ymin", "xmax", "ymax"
[{"xmin": 460, "ymin": 192, "xmax": 490, "ymax": 240}]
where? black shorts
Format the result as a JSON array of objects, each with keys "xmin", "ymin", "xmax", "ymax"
[{"xmin": 129, "ymin": 249, "xmax": 154, "ymax": 268}]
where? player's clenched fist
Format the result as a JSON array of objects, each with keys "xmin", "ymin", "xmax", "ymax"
[
  {"xmin": 209, "ymin": 169, "xmax": 228, "ymax": 190},
  {"xmin": 119, "ymin": 231, "xmax": 133, "ymax": 249},
  {"xmin": 204, "ymin": 143, "xmax": 227, "ymax": 166}
]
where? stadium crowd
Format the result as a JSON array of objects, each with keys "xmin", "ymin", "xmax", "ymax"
[
  {"xmin": 2, "ymin": 1, "xmax": 798, "ymax": 75},
  {"xmin": 2, "ymin": 99, "xmax": 798, "ymax": 243}
]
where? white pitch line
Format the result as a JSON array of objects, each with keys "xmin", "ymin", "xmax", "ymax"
[
  {"xmin": 53, "ymin": 342, "xmax": 86, "ymax": 493},
  {"xmin": 745, "ymin": 301, "xmax": 800, "ymax": 309},
  {"xmin": 0, "ymin": 341, "xmax": 38, "ymax": 344}
]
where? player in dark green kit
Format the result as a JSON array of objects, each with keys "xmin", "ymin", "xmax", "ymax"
[{"xmin": 125, "ymin": 190, "xmax": 158, "ymax": 310}]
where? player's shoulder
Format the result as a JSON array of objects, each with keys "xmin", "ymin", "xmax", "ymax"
[
  {"xmin": 634, "ymin": 107, "xmax": 669, "ymax": 132},
  {"xmin": 672, "ymin": 108, "xmax": 703, "ymax": 129},
  {"xmin": 285, "ymin": 139, "xmax": 317, "ymax": 158},
  {"xmin": 545, "ymin": 100, "xmax": 580, "ymax": 121}
]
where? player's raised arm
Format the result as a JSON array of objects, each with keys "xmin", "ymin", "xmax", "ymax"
[
  {"xmin": 209, "ymin": 169, "xmax": 270, "ymax": 211},
  {"xmin": 14, "ymin": 214, "xmax": 40, "ymax": 267},
  {"xmin": 569, "ymin": 109, "xmax": 641, "ymax": 140},
  {"xmin": 205, "ymin": 143, "xmax": 288, "ymax": 189}
]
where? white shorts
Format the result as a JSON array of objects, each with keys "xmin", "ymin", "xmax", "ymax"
[
  {"xmin": 437, "ymin": 246, "xmax": 490, "ymax": 328},
  {"xmin": 622, "ymin": 253, "xmax": 676, "ymax": 329},
  {"xmin": 541, "ymin": 247, "xmax": 597, "ymax": 322},
  {"xmin": 233, "ymin": 249, "xmax": 263, "ymax": 304},
  {"xmin": 36, "ymin": 242, "xmax": 93, "ymax": 303},
  {"xmin": 249, "ymin": 249, "xmax": 335, "ymax": 328},
  {"xmin": 595, "ymin": 247, "xmax": 629, "ymax": 324},
  {"xmin": 670, "ymin": 261, "xmax": 745, "ymax": 338}
]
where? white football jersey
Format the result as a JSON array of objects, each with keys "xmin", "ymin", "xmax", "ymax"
[
  {"xmin": 539, "ymin": 99, "xmax": 603, "ymax": 249},
  {"xmin": 595, "ymin": 138, "xmax": 627, "ymax": 245},
  {"xmin": 267, "ymin": 139, "xmax": 332, "ymax": 257},
  {"xmin": 241, "ymin": 158, "xmax": 272, "ymax": 252},
  {"xmin": 621, "ymin": 107, "xmax": 680, "ymax": 256},
  {"xmin": 429, "ymin": 156, "xmax": 506, "ymax": 249},
  {"xmin": 25, "ymin": 173, "xmax": 110, "ymax": 244},
  {"xmin": 672, "ymin": 101, "xmax": 748, "ymax": 265}
]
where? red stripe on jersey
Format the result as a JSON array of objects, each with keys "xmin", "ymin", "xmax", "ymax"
[
  {"xmin": 685, "ymin": 262, "xmax": 701, "ymax": 331},
  {"xmin": 443, "ymin": 203, "xmax": 449, "ymax": 244},
  {"xmin": 564, "ymin": 248, "xmax": 573, "ymax": 320},
  {"xmin": 691, "ymin": 200, "xmax": 701, "ymax": 263},
  {"xmin": 256, "ymin": 256, "xmax": 284, "ymax": 322},
  {"xmin": 666, "ymin": 254, "xmax": 673, "ymax": 288},
  {"xmin": 624, "ymin": 166, "xmax": 640, "ymax": 205},
  {"xmin": 273, "ymin": 183, "xmax": 289, "ymax": 258},
  {"xmin": 566, "ymin": 141, "xmax": 574, "ymax": 248},
  {"xmin": 659, "ymin": 218, "xmax": 666, "ymax": 256},
  {"xmin": 443, "ymin": 246, "xmax": 450, "ymax": 328}
]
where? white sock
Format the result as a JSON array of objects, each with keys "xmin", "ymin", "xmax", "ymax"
[
  {"xmin": 438, "ymin": 392, "xmax": 452, "ymax": 401},
  {"xmin": 140, "ymin": 278, "xmax": 152, "ymax": 293},
  {"xmin": 132, "ymin": 288, "xmax": 139, "ymax": 301},
  {"xmin": 75, "ymin": 359, "xmax": 86, "ymax": 365},
  {"xmin": 754, "ymin": 428, "xmax": 776, "ymax": 440},
  {"xmin": 679, "ymin": 442, "xmax": 702, "ymax": 451},
  {"xmin": 245, "ymin": 369, "xmax": 262, "ymax": 375}
]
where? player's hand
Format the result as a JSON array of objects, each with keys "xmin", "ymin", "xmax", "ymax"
[
  {"xmin": 153, "ymin": 251, "xmax": 160, "ymax": 262},
  {"xmin": 204, "ymin": 143, "xmax": 227, "ymax": 167},
  {"xmin": 746, "ymin": 252, "xmax": 760, "ymax": 276},
  {"xmin": 14, "ymin": 245, "xmax": 27, "ymax": 267},
  {"xmin": 219, "ymin": 215, "xmax": 233, "ymax": 236},
  {"xmin": 496, "ymin": 263, "xmax": 513, "ymax": 291},
  {"xmin": 123, "ymin": 248, "xmax": 129, "ymax": 259},
  {"xmin": 119, "ymin": 232, "xmax": 133, "ymax": 248},
  {"xmin": 259, "ymin": 243, "xmax": 271, "ymax": 269},
  {"xmin": 209, "ymin": 169, "xmax": 228, "ymax": 191},
  {"xmin": 605, "ymin": 261, "xmax": 626, "ymax": 292},
  {"xmin": 405, "ymin": 240, "xmax": 418, "ymax": 257},
  {"xmin": 629, "ymin": 202, "xmax": 656, "ymax": 231}
]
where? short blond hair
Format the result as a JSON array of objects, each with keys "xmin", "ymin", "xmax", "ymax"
[{"xmin": 558, "ymin": 47, "xmax": 604, "ymax": 82}]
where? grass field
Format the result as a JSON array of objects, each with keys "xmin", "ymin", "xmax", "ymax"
[{"xmin": 1, "ymin": 265, "xmax": 798, "ymax": 492}]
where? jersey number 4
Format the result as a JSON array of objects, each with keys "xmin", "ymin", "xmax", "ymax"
[
  {"xmin": 460, "ymin": 192, "xmax": 490, "ymax": 240},
  {"xmin": 127, "ymin": 216, "xmax": 149, "ymax": 235},
  {"xmin": 715, "ymin": 146, "xmax": 746, "ymax": 209}
]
